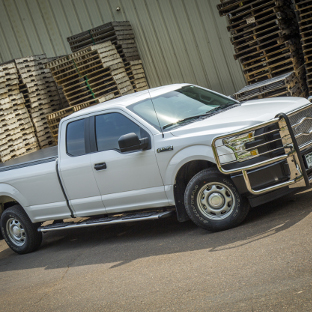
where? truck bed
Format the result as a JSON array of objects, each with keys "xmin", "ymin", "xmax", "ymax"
[{"xmin": 0, "ymin": 146, "xmax": 58, "ymax": 173}]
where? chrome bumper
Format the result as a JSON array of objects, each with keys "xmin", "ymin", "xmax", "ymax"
[{"xmin": 212, "ymin": 113, "xmax": 310, "ymax": 196}]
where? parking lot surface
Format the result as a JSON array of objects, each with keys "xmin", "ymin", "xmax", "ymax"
[{"xmin": 0, "ymin": 189, "xmax": 312, "ymax": 311}]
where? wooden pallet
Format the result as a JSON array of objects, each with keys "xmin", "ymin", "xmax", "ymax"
[
  {"xmin": 233, "ymin": 35, "xmax": 293, "ymax": 60},
  {"xmin": 229, "ymin": 10, "xmax": 284, "ymax": 36},
  {"xmin": 47, "ymin": 101, "xmax": 97, "ymax": 141},
  {"xmin": 233, "ymin": 71, "xmax": 302, "ymax": 100},
  {"xmin": 124, "ymin": 61, "xmax": 148, "ymax": 92},
  {"xmin": 243, "ymin": 53, "xmax": 300, "ymax": 75},
  {"xmin": 218, "ymin": 0, "xmax": 282, "ymax": 17},
  {"xmin": 246, "ymin": 59, "xmax": 301, "ymax": 84},
  {"xmin": 0, "ymin": 143, "xmax": 40, "ymax": 163},
  {"xmin": 0, "ymin": 135, "xmax": 38, "ymax": 153},
  {"xmin": 67, "ymin": 21, "xmax": 134, "ymax": 52},
  {"xmin": 46, "ymin": 42, "xmax": 133, "ymax": 106},
  {"xmin": 233, "ymin": 27, "xmax": 291, "ymax": 53}
]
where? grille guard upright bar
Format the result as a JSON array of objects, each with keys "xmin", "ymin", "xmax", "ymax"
[{"xmin": 212, "ymin": 114, "xmax": 310, "ymax": 195}]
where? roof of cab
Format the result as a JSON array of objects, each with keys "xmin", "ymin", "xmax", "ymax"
[{"xmin": 63, "ymin": 83, "xmax": 190, "ymax": 121}]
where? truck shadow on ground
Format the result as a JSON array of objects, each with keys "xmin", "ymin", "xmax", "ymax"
[{"xmin": 0, "ymin": 189, "xmax": 311, "ymax": 272}]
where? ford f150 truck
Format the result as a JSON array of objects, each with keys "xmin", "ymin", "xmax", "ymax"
[{"xmin": 1, "ymin": 83, "xmax": 312, "ymax": 254}]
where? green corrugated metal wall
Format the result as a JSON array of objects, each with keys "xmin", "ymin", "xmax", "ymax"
[{"xmin": 0, "ymin": 0, "xmax": 246, "ymax": 95}]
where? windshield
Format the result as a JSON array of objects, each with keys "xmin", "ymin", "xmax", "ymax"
[{"xmin": 128, "ymin": 85, "xmax": 238, "ymax": 131}]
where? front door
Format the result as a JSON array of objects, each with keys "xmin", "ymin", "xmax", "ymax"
[{"xmin": 90, "ymin": 111, "xmax": 168, "ymax": 213}]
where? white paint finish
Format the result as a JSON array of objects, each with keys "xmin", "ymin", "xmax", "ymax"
[
  {"xmin": 0, "ymin": 183, "xmax": 30, "ymax": 211},
  {"xmin": 89, "ymin": 110, "xmax": 168, "ymax": 211},
  {"xmin": 102, "ymin": 187, "xmax": 170, "ymax": 214},
  {"xmin": 0, "ymin": 162, "xmax": 65, "ymax": 206},
  {"xmin": 58, "ymin": 153, "xmax": 105, "ymax": 214},
  {"xmin": 69, "ymin": 195, "xmax": 106, "ymax": 217},
  {"xmin": 0, "ymin": 0, "xmax": 245, "ymax": 95},
  {"xmin": 0, "ymin": 162, "xmax": 70, "ymax": 222},
  {"xmin": 27, "ymin": 201, "xmax": 70, "ymax": 222},
  {"xmin": 0, "ymin": 84, "xmax": 310, "ymax": 223}
]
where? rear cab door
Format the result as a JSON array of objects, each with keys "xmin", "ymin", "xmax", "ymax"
[{"xmin": 58, "ymin": 115, "xmax": 106, "ymax": 217}]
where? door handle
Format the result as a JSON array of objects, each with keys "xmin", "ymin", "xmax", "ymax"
[{"xmin": 94, "ymin": 162, "xmax": 107, "ymax": 170}]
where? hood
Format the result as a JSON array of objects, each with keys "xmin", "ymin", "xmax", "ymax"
[{"xmin": 170, "ymin": 97, "xmax": 310, "ymax": 137}]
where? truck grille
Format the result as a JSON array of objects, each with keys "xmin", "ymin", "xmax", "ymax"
[{"xmin": 288, "ymin": 104, "xmax": 312, "ymax": 150}]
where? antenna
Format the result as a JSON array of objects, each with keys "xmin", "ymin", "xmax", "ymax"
[{"xmin": 147, "ymin": 88, "xmax": 164, "ymax": 138}]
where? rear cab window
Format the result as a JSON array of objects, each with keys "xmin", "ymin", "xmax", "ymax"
[{"xmin": 66, "ymin": 119, "xmax": 86, "ymax": 156}]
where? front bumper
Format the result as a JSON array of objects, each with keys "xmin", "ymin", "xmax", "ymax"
[{"xmin": 212, "ymin": 105, "xmax": 312, "ymax": 196}]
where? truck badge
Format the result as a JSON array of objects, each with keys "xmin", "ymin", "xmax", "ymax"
[{"xmin": 157, "ymin": 146, "xmax": 173, "ymax": 153}]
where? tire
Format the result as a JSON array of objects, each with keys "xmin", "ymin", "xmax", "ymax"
[
  {"xmin": 1, "ymin": 205, "xmax": 42, "ymax": 254},
  {"xmin": 184, "ymin": 168, "xmax": 250, "ymax": 232}
]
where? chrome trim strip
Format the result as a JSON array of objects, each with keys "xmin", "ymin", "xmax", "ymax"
[
  {"xmin": 212, "ymin": 115, "xmax": 308, "ymax": 195},
  {"xmin": 214, "ymin": 128, "xmax": 280, "ymax": 148},
  {"xmin": 298, "ymin": 141, "xmax": 312, "ymax": 151},
  {"xmin": 295, "ymin": 129, "xmax": 312, "ymax": 139},
  {"xmin": 219, "ymin": 146, "xmax": 287, "ymax": 164},
  {"xmin": 292, "ymin": 116, "xmax": 312, "ymax": 129},
  {"xmin": 242, "ymin": 170, "xmax": 304, "ymax": 195}
]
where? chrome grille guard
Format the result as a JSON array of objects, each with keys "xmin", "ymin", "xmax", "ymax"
[{"xmin": 212, "ymin": 113, "xmax": 310, "ymax": 195}]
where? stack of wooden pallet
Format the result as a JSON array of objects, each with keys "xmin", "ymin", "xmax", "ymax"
[
  {"xmin": 217, "ymin": 0, "xmax": 305, "ymax": 87},
  {"xmin": 294, "ymin": 0, "xmax": 312, "ymax": 95},
  {"xmin": 47, "ymin": 102, "xmax": 95, "ymax": 142},
  {"xmin": 46, "ymin": 42, "xmax": 133, "ymax": 107},
  {"xmin": 0, "ymin": 61, "xmax": 39, "ymax": 162},
  {"xmin": 67, "ymin": 21, "xmax": 148, "ymax": 92},
  {"xmin": 67, "ymin": 21, "xmax": 139, "ymax": 59},
  {"xmin": 16, "ymin": 54, "xmax": 62, "ymax": 148},
  {"xmin": 233, "ymin": 71, "xmax": 306, "ymax": 101}
]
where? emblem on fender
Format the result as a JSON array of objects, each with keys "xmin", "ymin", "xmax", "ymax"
[{"xmin": 157, "ymin": 146, "xmax": 173, "ymax": 153}]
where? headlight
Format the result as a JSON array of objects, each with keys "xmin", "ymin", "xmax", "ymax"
[{"xmin": 223, "ymin": 131, "xmax": 258, "ymax": 161}]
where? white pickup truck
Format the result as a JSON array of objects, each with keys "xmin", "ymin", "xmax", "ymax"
[{"xmin": 1, "ymin": 83, "xmax": 312, "ymax": 254}]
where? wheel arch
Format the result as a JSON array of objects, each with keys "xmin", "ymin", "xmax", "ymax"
[
  {"xmin": 0, "ymin": 184, "xmax": 29, "ymax": 218},
  {"xmin": 173, "ymin": 159, "xmax": 216, "ymax": 222}
]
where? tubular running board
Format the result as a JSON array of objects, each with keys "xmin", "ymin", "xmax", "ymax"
[{"xmin": 38, "ymin": 210, "xmax": 175, "ymax": 232}]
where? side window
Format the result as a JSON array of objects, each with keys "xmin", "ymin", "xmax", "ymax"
[
  {"xmin": 95, "ymin": 113, "xmax": 149, "ymax": 152},
  {"xmin": 66, "ymin": 119, "xmax": 86, "ymax": 156}
]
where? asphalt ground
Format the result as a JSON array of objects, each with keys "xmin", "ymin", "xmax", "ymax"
[{"xmin": 0, "ymin": 189, "xmax": 312, "ymax": 311}]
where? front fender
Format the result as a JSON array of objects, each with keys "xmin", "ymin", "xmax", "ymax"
[{"xmin": 165, "ymin": 145, "xmax": 216, "ymax": 186}]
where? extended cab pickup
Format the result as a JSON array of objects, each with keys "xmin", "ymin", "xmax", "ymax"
[{"xmin": 1, "ymin": 83, "xmax": 312, "ymax": 254}]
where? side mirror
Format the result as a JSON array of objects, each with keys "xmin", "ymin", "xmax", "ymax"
[
  {"xmin": 118, "ymin": 133, "xmax": 149, "ymax": 152},
  {"xmin": 308, "ymin": 96, "xmax": 312, "ymax": 103}
]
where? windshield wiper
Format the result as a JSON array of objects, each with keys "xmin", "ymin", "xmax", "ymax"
[
  {"xmin": 162, "ymin": 114, "xmax": 206, "ymax": 130},
  {"xmin": 162, "ymin": 103, "xmax": 238, "ymax": 130},
  {"xmin": 205, "ymin": 103, "xmax": 235, "ymax": 115}
]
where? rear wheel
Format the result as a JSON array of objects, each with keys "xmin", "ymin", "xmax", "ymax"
[
  {"xmin": 1, "ymin": 205, "xmax": 42, "ymax": 254},
  {"xmin": 184, "ymin": 168, "xmax": 250, "ymax": 231}
]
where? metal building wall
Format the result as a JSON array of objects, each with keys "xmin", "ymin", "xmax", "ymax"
[{"xmin": 0, "ymin": 0, "xmax": 246, "ymax": 95}]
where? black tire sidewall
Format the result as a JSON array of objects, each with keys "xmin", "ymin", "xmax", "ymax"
[
  {"xmin": 1, "ymin": 205, "xmax": 42, "ymax": 254},
  {"xmin": 185, "ymin": 169, "xmax": 248, "ymax": 231}
]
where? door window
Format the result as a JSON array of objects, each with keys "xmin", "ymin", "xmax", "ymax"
[
  {"xmin": 95, "ymin": 113, "xmax": 149, "ymax": 152},
  {"xmin": 66, "ymin": 119, "xmax": 86, "ymax": 156}
]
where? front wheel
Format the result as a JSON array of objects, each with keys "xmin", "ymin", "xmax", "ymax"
[
  {"xmin": 1, "ymin": 205, "xmax": 42, "ymax": 254},
  {"xmin": 184, "ymin": 168, "xmax": 250, "ymax": 231}
]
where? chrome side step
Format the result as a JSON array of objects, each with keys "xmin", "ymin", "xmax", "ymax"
[{"xmin": 38, "ymin": 210, "xmax": 175, "ymax": 232}]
